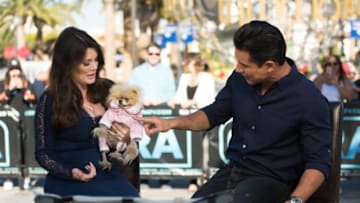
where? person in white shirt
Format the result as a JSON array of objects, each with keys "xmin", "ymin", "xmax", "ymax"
[
  {"xmin": 168, "ymin": 53, "xmax": 215, "ymax": 109},
  {"xmin": 313, "ymin": 55, "xmax": 356, "ymax": 102}
]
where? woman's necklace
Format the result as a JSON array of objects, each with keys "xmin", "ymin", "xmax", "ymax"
[{"xmin": 84, "ymin": 102, "xmax": 96, "ymax": 117}]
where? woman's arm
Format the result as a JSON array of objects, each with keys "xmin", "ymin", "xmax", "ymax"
[
  {"xmin": 312, "ymin": 75, "xmax": 324, "ymax": 90},
  {"xmin": 337, "ymin": 79, "xmax": 356, "ymax": 101},
  {"xmin": 34, "ymin": 92, "xmax": 73, "ymax": 180},
  {"xmin": 194, "ymin": 73, "xmax": 216, "ymax": 108}
]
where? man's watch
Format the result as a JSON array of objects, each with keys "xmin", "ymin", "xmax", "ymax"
[{"xmin": 288, "ymin": 196, "xmax": 303, "ymax": 203}]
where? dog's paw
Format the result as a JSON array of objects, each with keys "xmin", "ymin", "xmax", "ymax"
[
  {"xmin": 126, "ymin": 145, "xmax": 139, "ymax": 157},
  {"xmin": 123, "ymin": 152, "xmax": 138, "ymax": 164},
  {"xmin": 109, "ymin": 152, "xmax": 123, "ymax": 160},
  {"xmin": 93, "ymin": 127, "xmax": 108, "ymax": 137},
  {"xmin": 99, "ymin": 160, "xmax": 112, "ymax": 170}
]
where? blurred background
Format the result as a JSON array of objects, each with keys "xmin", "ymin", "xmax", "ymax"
[
  {"xmin": 1, "ymin": 0, "xmax": 360, "ymax": 202},
  {"xmin": 2, "ymin": 0, "xmax": 360, "ymax": 84}
]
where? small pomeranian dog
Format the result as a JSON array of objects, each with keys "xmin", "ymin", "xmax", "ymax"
[{"xmin": 93, "ymin": 83, "xmax": 143, "ymax": 170}]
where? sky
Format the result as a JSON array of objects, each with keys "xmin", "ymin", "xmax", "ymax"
[{"xmin": 64, "ymin": 0, "xmax": 105, "ymax": 32}]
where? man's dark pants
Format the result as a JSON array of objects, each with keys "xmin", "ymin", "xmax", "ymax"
[{"xmin": 192, "ymin": 162, "xmax": 293, "ymax": 202}]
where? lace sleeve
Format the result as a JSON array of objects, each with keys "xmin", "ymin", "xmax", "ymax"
[{"xmin": 34, "ymin": 92, "xmax": 73, "ymax": 180}]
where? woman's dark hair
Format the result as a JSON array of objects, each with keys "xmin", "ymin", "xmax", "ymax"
[
  {"xmin": 48, "ymin": 26, "xmax": 112, "ymax": 131},
  {"xmin": 183, "ymin": 53, "xmax": 204, "ymax": 72},
  {"xmin": 4, "ymin": 65, "xmax": 29, "ymax": 90},
  {"xmin": 233, "ymin": 20, "xmax": 286, "ymax": 66}
]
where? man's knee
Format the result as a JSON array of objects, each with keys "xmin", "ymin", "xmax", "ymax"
[{"xmin": 233, "ymin": 177, "xmax": 290, "ymax": 202}]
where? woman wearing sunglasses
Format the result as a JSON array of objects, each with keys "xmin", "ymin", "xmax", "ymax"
[{"xmin": 313, "ymin": 55, "xmax": 357, "ymax": 102}]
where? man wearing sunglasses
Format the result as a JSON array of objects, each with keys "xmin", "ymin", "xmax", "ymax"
[{"xmin": 128, "ymin": 43, "xmax": 176, "ymax": 106}]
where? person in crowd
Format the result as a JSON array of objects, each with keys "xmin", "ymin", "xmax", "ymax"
[
  {"xmin": 0, "ymin": 59, "xmax": 37, "ymax": 190},
  {"xmin": 168, "ymin": 53, "xmax": 215, "ymax": 109},
  {"xmin": 313, "ymin": 55, "xmax": 357, "ymax": 102},
  {"xmin": 33, "ymin": 62, "xmax": 51, "ymax": 101},
  {"xmin": 168, "ymin": 52, "xmax": 216, "ymax": 192},
  {"xmin": 136, "ymin": 20, "xmax": 332, "ymax": 203},
  {"xmin": 128, "ymin": 43, "xmax": 176, "ymax": 106},
  {"xmin": 34, "ymin": 27, "xmax": 139, "ymax": 197},
  {"xmin": 0, "ymin": 61, "xmax": 36, "ymax": 112}
]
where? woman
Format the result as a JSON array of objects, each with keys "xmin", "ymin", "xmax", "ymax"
[
  {"xmin": 0, "ymin": 62, "xmax": 36, "ymax": 112},
  {"xmin": 34, "ymin": 27, "xmax": 139, "ymax": 197},
  {"xmin": 168, "ymin": 53, "xmax": 215, "ymax": 109},
  {"xmin": 167, "ymin": 53, "xmax": 215, "ymax": 191},
  {"xmin": 313, "ymin": 55, "xmax": 356, "ymax": 102}
]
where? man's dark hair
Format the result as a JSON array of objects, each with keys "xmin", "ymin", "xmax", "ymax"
[
  {"xmin": 146, "ymin": 42, "xmax": 161, "ymax": 51},
  {"xmin": 233, "ymin": 20, "xmax": 286, "ymax": 66}
]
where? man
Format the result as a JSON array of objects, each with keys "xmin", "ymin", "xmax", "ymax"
[
  {"xmin": 136, "ymin": 21, "xmax": 332, "ymax": 203},
  {"xmin": 128, "ymin": 43, "xmax": 176, "ymax": 106}
]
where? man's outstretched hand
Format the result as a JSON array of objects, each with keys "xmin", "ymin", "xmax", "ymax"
[{"xmin": 134, "ymin": 116, "xmax": 171, "ymax": 137}]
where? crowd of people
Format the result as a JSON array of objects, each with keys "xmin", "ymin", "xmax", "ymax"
[{"xmin": 1, "ymin": 20, "xmax": 360, "ymax": 202}]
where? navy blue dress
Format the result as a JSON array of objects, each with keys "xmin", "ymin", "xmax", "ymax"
[{"xmin": 34, "ymin": 91, "xmax": 139, "ymax": 197}]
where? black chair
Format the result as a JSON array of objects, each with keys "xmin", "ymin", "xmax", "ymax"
[
  {"xmin": 116, "ymin": 155, "xmax": 140, "ymax": 192},
  {"xmin": 307, "ymin": 102, "xmax": 343, "ymax": 203}
]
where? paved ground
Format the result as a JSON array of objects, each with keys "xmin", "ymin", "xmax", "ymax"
[{"xmin": 0, "ymin": 178, "xmax": 359, "ymax": 202}]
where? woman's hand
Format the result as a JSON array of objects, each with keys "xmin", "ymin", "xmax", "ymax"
[
  {"xmin": 167, "ymin": 99, "xmax": 176, "ymax": 109},
  {"xmin": 9, "ymin": 78, "xmax": 23, "ymax": 90},
  {"xmin": 106, "ymin": 122, "xmax": 131, "ymax": 146},
  {"xmin": 72, "ymin": 162, "xmax": 96, "ymax": 182},
  {"xmin": 180, "ymin": 100, "xmax": 196, "ymax": 109}
]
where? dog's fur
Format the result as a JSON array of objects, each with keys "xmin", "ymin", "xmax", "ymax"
[{"xmin": 93, "ymin": 84, "xmax": 143, "ymax": 170}]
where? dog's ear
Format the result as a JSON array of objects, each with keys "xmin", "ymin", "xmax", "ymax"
[
  {"xmin": 110, "ymin": 84, "xmax": 123, "ymax": 93},
  {"xmin": 130, "ymin": 88, "xmax": 139, "ymax": 97}
]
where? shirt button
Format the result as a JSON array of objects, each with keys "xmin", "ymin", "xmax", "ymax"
[
  {"xmin": 257, "ymin": 105, "xmax": 261, "ymax": 110},
  {"xmin": 242, "ymin": 144, "xmax": 247, "ymax": 149},
  {"xmin": 251, "ymin": 125, "xmax": 255, "ymax": 130}
]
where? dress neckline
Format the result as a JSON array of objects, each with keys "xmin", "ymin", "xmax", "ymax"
[{"xmin": 82, "ymin": 109, "xmax": 101, "ymax": 124}]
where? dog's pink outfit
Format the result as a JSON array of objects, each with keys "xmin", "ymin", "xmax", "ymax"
[{"xmin": 98, "ymin": 100, "xmax": 143, "ymax": 152}]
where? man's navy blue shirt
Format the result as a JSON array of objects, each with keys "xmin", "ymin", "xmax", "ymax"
[{"xmin": 202, "ymin": 59, "xmax": 332, "ymax": 184}]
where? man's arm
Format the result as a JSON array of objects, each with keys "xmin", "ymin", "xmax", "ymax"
[
  {"xmin": 286, "ymin": 169, "xmax": 324, "ymax": 203},
  {"xmin": 135, "ymin": 110, "xmax": 210, "ymax": 137},
  {"xmin": 168, "ymin": 110, "xmax": 210, "ymax": 131}
]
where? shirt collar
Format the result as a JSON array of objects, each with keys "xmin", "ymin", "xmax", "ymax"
[
  {"xmin": 251, "ymin": 57, "xmax": 301, "ymax": 92},
  {"xmin": 275, "ymin": 57, "xmax": 302, "ymax": 90}
]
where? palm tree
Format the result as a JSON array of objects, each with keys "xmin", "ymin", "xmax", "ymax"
[
  {"xmin": 30, "ymin": 0, "xmax": 80, "ymax": 59},
  {"xmin": 0, "ymin": 0, "xmax": 80, "ymax": 59},
  {"xmin": 117, "ymin": 0, "xmax": 162, "ymax": 64}
]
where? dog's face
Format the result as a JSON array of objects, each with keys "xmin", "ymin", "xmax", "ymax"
[{"xmin": 107, "ymin": 85, "xmax": 140, "ymax": 108}]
